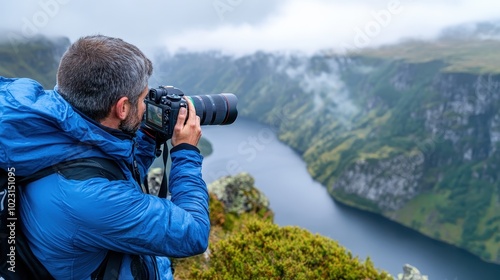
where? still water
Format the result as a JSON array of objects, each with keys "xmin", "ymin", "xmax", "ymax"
[{"xmin": 200, "ymin": 118, "xmax": 500, "ymax": 280}]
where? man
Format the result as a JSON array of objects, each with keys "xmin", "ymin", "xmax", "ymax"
[{"xmin": 0, "ymin": 35, "xmax": 210, "ymax": 279}]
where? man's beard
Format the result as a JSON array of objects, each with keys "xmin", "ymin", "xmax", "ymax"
[{"xmin": 119, "ymin": 106, "xmax": 141, "ymax": 134}]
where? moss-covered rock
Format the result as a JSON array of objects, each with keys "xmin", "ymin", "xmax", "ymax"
[
  {"xmin": 397, "ymin": 264, "xmax": 429, "ymax": 280},
  {"xmin": 208, "ymin": 172, "xmax": 272, "ymax": 217},
  {"xmin": 172, "ymin": 173, "xmax": 393, "ymax": 280}
]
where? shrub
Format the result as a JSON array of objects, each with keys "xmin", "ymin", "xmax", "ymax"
[{"xmin": 188, "ymin": 218, "xmax": 392, "ymax": 280}]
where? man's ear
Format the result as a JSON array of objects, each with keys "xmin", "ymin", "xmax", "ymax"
[{"xmin": 114, "ymin": 96, "xmax": 130, "ymax": 121}]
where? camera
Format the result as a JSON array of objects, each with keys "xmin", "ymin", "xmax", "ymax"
[{"xmin": 144, "ymin": 86, "xmax": 238, "ymax": 139}]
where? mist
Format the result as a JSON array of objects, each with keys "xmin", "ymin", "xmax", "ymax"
[{"xmin": 1, "ymin": 0, "xmax": 500, "ymax": 57}]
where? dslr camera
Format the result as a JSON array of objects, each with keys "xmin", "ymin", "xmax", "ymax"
[{"xmin": 144, "ymin": 86, "xmax": 238, "ymax": 140}]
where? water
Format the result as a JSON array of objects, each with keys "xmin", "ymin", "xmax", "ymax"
[{"xmin": 200, "ymin": 118, "xmax": 500, "ymax": 280}]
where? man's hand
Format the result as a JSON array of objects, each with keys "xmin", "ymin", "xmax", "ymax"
[{"xmin": 171, "ymin": 97, "xmax": 202, "ymax": 147}]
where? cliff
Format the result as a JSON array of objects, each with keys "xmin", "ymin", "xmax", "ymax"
[
  {"xmin": 327, "ymin": 48, "xmax": 500, "ymax": 263},
  {"xmin": 3, "ymin": 32, "xmax": 499, "ymax": 267},
  {"xmin": 153, "ymin": 38, "xmax": 500, "ymax": 264}
]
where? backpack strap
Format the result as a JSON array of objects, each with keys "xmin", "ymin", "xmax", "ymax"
[
  {"xmin": 20, "ymin": 157, "xmax": 126, "ymax": 185},
  {"xmin": 16, "ymin": 157, "xmax": 127, "ymax": 280}
]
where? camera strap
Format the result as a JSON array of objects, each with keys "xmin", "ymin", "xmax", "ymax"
[{"xmin": 157, "ymin": 142, "xmax": 169, "ymax": 199}]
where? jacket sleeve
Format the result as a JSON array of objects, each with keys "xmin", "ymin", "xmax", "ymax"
[
  {"xmin": 168, "ymin": 145, "xmax": 210, "ymax": 255},
  {"xmin": 66, "ymin": 146, "xmax": 210, "ymax": 258}
]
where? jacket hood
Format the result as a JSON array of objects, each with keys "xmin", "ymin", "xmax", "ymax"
[{"xmin": 0, "ymin": 77, "xmax": 134, "ymax": 176}]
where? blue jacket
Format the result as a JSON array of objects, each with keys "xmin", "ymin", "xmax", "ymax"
[{"xmin": 0, "ymin": 77, "xmax": 210, "ymax": 279}]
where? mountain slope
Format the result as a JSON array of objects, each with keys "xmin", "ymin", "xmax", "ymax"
[
  {"xmin": 0, "ymin": 35, "xmax": 69, "ymax": 88},
  {"xmin": 154, "ymin": 38, "xmax": 500, "ymax": 264},
  {"xmin": 3, "ymin": 33, "xmax": 499, "ymax": 266}
]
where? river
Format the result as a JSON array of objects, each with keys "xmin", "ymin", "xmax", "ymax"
[{"xmin": 200, "ymin": 118, "xmax": 500, "ymax": 280}]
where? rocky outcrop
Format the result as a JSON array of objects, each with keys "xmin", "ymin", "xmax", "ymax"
[
  {"xmin": 208, "ymin": 172, "xmax": 271, "ymax": 215},
  {"xmin": 147, "ymin": 167, "xmax": 163, "ymax": 196},
  {"xmin": 397, "ymin": 264, "xmax": 429, "ymax": 280},
  {"xmin": 146, "ymin": 169, "xmax": 272, "ymax": 218}
]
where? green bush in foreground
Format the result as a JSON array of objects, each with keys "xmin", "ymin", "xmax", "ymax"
[{"xmin": 188, "ymin": 218, "xmax": 392, "ymax": 280}]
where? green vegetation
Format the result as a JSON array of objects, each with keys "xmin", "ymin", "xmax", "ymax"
[
  {"xmin": 5, "ymin": 34, "xmax": 500, "ymax": 267},
  {"xmin": 0, "ymin": 36, "xmax": 69, "ymax": 88},
  {"xmin": 320, "ymin": 51, "xmax": 500, "ymax": 263},
  {"xmin": 155, "ymin": 38, "xmax": 500, "ymax": 265},
  {"xmin": 173, "ymin": 188, "xmax": 391, "ymax": 280},
  {"xmin": 188, "ymin": 218, "xmax": 392, "ymax": 280},
  {"xmin": 356, "ymin": 39, "xmax": 500, "ymax": 74}
]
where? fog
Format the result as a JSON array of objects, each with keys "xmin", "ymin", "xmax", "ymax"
[{"xmin": 1, "ymin": 0, "xmax": 500, "ymax": 57}]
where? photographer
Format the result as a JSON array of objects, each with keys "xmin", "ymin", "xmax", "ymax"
[{"xmin": 0, "ymin": 35, "xmax": 209, "ymax": 279}]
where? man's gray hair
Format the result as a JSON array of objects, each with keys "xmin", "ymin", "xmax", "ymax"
[{"xmin": 57, "ymin": 35, "xmax": 153, "ymax": 121}]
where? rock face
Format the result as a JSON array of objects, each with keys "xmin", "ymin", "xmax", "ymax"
[
  {"xmin": 397, "ymin": 264, "xmax": 429, "ymax": 280},
  {"xmin": 208, "ymin": 172, "xmax": 271, "ymax": 215},
  {"xmin": 330, "ymin": 65, "xmax": 500, "ymax": 211},
  {"xmin": 332, "ymin": 153, "xmax": 424, "ymax": 211},
  {"xmin": 330, "ymin": 65, "xmax": 500, "ymax": 263}
]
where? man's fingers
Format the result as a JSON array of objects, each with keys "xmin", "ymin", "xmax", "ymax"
[
  {"xmin": 176, "ymin": 107, "xmax": 187, "ymax": 127},
  {"xmin": 171, "ymin": 97, "xmax": 202, "ymax": 147},
  {"xmin": 186, "ymin": 97, "xmax": 196, "ymax": 123}
]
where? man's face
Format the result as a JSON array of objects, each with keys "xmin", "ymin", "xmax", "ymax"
[{"xmin": 120, "ymin": 86, "xmax": 149, "ymax": 134}]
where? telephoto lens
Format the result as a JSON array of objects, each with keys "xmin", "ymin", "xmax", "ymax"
[{"xmin": 189, "ymin": 93, "xmax": 238, "ymax": 126}]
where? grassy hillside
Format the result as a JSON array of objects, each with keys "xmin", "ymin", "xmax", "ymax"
[
  {"xmin": 355, "ymin": 39, "xmax": 500, "ymax": 74},
  {"xmin": 0, "ymin": 36, "xmax": 69, "ymax": 88}
]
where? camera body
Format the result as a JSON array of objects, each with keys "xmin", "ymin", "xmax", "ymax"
[
  {"xmin": 144, "ymin": 86, "xmax": 187, "ymax": 140},
  {"xmin": 144, "ymin": 86, "xmax": 238, "ymax": 140}
]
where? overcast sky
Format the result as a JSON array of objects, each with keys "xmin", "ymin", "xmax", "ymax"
[{"xmin": 1, "ymin": 0, "xmax": 499, "ymax": 57}]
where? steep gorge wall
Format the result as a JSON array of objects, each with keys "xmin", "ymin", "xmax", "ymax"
[
  {"xmin": 308, "ymin": 58, "xmax": 500, "ymax": 264},
  {"xmin": 155, "ymin": 52, "xmax": 500, "ymax": 264}
]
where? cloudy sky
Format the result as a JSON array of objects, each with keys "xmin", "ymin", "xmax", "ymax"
[{"xmin": 1, "ymin": 0, "xmax": 499, "ymax": 57}]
